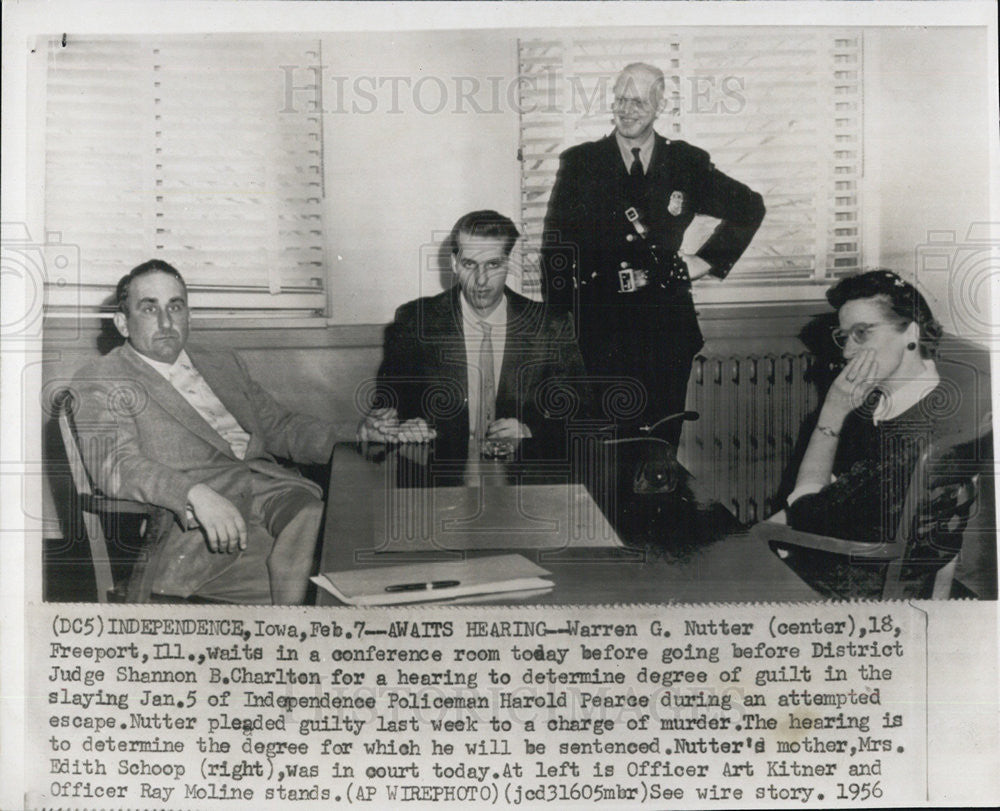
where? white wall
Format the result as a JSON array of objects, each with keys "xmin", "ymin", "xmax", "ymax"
[
  {"xmin": 322, "ymin": 30, "xmax": 521, "ymax": 324},
  {"xmin": 866, "ymin": 27, "xmax": 993, "ymax": 338}
]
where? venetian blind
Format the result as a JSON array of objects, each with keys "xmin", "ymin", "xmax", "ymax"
[
  {"xmin": 517, "ymin": 31, "xmax": 863, "ymax": 297},
  {"xmin": 44, "ymin": 35, "xmax": 326, "ymax": 318}
]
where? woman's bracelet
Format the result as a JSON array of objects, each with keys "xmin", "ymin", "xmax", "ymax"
[{"xmin": 816, "ymin": 424, "xmax": 840, "ymax": 439}]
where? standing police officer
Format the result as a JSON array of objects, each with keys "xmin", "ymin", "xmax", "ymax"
[{"xmin": 542, "ymin": 62, "xmax": 765, "ymax": 445}]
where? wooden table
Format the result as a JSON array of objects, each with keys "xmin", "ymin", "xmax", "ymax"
[{"xmin": 316, "ymin": 441, "xmax": 820, "ymax": 605}]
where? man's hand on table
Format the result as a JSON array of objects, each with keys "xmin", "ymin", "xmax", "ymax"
[
  {"xmin": 486, "ymin": 418, "xmax": 532, "ymax": 441},
  {"xmin": 358, "ymin": 407, "xmax": 437, "ymax": 443}
]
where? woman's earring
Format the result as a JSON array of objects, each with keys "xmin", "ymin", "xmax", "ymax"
[{"xmin": 907, "ymin": 342, "xmax": 917, "ymax": 350}]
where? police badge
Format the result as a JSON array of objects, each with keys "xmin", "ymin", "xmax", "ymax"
[{"xmin": 668, "ymin": 190, "xmax": 685, "ymax": 216}]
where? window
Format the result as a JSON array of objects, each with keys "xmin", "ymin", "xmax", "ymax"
[
  {"xmin": 43, "ymin": 35, "xmax": 326, "ymax": 319},
  {"xmin": 517, "ymin": 30, "xmax": 863, "ymax": 297}
]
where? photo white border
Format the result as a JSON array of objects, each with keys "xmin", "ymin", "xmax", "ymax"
[{"xmin": 3, "ymin": 2, "xmax": 998, "ymax": 807}]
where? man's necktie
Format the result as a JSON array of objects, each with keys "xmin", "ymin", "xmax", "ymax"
[
  {"xmin": 477, "ymin": 321, "xmax": 495, "ymax": 441},
  {"xmin": 629, "ymin": 147, "xmax": 644, "ymax": 179},
  {"xmin": 628, "ymin": 146, "xmax": 647, "ymax": 206}
]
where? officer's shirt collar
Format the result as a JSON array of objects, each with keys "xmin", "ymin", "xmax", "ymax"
[{"xmin": 615, "ymin": 129, "xmax": 657, "ymax": 172}]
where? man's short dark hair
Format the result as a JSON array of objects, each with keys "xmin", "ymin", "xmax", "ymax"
[
  {"xmin": 827, "ymin": 269, "xmax": 943, "ymax": 358},
  {"xmin": 448, "ymin": 210, "xmax": 520, "ymax": 257},
  {"xmin": 116, "ymin": 259, "xmax": 187, "ymax": 313}
]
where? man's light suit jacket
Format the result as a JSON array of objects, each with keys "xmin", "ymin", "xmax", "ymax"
[{"xmin": 72, "ymin": 342, "xmax": 336, "ymax": 595}]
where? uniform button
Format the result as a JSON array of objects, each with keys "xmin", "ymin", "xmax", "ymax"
[
  {"xmin": 620, "ymin": 261, "xmax": 629, "ymax": 269},
  {"xmin": 626, "ymin": 234, "xmax": 636, "ymax": 242}
]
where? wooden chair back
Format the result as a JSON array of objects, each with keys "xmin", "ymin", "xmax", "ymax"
[{"xmin": 55, "ymin": 390, "xmax": 156, "ymax": 602}]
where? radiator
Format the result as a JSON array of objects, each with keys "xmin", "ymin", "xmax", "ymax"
[{"xmin": 682, "ymin": 352, "xmax": 819, "ymax": 524}]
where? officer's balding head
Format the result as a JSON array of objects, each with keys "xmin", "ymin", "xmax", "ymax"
[{"xmin": 612, "ymin": 63, "xmax": 666, "ymax": 144}]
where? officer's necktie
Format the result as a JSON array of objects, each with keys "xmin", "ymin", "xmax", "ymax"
[
  {"xmin": 628, "ymin": 147, "xmax": 646, "ymax": 205},
  {"xmin": 477, "ymin": 321, "xmax": 495, "ymax": 441},
  {"xmin": 629, "ymin": 147, "xmax": 644, "ymax": 178}
]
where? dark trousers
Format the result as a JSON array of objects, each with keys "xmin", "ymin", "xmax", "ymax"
[{"xmin": 577, "ymin": 303, "xmax": 695, "ymax": 447}]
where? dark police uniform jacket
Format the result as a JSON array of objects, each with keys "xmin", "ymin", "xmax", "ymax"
[{"xmin": 541, "ymin": 132, "xmax": 765, "ymax": 364}]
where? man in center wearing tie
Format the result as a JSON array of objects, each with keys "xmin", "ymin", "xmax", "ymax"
[
  {"xmin": 542, "ymin": 62, "xmax": 765, "ymax": 446},
  {"xmin": 360, "ymin": 210, "xmax": 590, "ymax": 458}
]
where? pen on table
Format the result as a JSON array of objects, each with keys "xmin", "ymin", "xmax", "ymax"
[{"xmin": 385, "ymin": 580, "xmax": 460, "ymax": 593}]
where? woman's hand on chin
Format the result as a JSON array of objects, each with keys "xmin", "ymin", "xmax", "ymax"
[{"xmin": 824, "ymin": 349, "xmax": 879, "ymax": 417}]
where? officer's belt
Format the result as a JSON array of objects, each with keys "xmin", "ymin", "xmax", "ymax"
[{"xmin": 616, "ymin": 255, "xmax": 690, "ymax": 294}]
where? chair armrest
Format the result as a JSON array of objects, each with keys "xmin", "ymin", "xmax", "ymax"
[
  {"xmin": 80, "ymin": 494, "xmax": 156, "ymax": 516},
  {"xmin": 749, "ymin": 520, "xmax": 900, "ymax": 561}
]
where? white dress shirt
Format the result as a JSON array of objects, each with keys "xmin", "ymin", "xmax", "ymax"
[
  {"xmin": 135, "ymin": 349, "xmax": 251, "ymax": 460},
  {"xmin": 615, "ymin": 129, "xmax": 656, "ymax": 172}
]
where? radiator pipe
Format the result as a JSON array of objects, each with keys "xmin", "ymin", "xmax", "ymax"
[{"xmin": 636, "ymin": 410, "xmax": 700, "ymax": 435}]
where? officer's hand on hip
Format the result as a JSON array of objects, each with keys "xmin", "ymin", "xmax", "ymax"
[{"xmin": 680, "ymin": 253, "xmax": 713, "ymax": 281}]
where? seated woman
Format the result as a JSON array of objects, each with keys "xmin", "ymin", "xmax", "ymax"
[{"xmin": 776, "ymin": 269, "xmax": 983, "ymax": 545}]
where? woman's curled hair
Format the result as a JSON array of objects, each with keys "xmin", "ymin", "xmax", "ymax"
[{"xmin": 826, "ymin": 269, "xmax": 943, "ymax": 358}]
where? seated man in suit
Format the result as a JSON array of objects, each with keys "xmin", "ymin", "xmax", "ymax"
[
  {"xmin": 360, "ymin": 210, "xmax": 590, "ymax": 458},
  {"xmin": 73, "ymin": 260, "xmax": 336, "ymax": 604}
]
